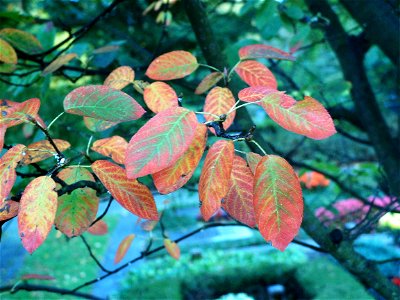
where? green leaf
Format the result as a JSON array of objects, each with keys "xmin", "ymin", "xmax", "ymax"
[
  {"xmin": 0, "ymin": 38, "xmax": 17, "ymax": 64},
  {"xmin": 0, "ymin": 28, "xmax": 43, "ymax": 54}
]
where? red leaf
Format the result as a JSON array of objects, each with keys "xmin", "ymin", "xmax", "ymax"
[
  {"xmin": 195, "ymin": 72, "xmax": 224, "ymax": 95},
  {"xmin": 18, "ymin": 176, "xmax": 58, "ymax": 253},
  {"xmin": 0, "ymin": 98, "xmax": 41, "ymax": 128},
  {"xmin": 238, "ymin": 86, "xmax": 282, "ymax": 103},
  {"xmin": 21, "ymin": 274, "xmax": 55, "ymax": 281},
  {"xmin": 152, "ymin": 124, "xmax": 207, "ymax": 194},
  {"xmin": 299, "ymin": 171, "xmax": 330, "ymax": 189},
  {"xmin": 235, "ymin": 60, "xmax": 277, "ymax": 88},
  {"xmin": 0, "ymin": 144, "xmax": 25, "ymax": 201},
  {"xmin": 91, "ymin": 136, "xmax": 128, "ymax": 165},
  {"xmin": 203, "ymin": 87, "xmax": 236, "ymax": 133},
  {"xmin": 239, "ymin": 44, "xmax": 295, "ymax": 61},
  {"xmin": 254, "ymin": 155, "xmax": 303, "ymax": 251},
  {"xmin": 114, "ymin": 234, "xmax": 135, "ymax": 264},
  {"xmin": 199, "ymin": 140, "xmax": 234, "ymax": 221},
  {"xmin": 246, "ymin": 152, "xmax": 262, "ymax": 174},
  {"xmin": 222, "ymin": 156, "xmax": 256, "ymax": 227},
  {"xmin": 164, "ymin": 238, "xmax": 180, "ymax": 260},
  {"xmin": 21, "ymin": 139, "xmax": 71, "ymax": 165},
  {"xmin": 92, "ymin": 160, "xmax": 158, "ymax": 220},
  {"xmin": 0, "ymin": 200, "xmax": 19, "ymax": 221},
  {"xmin": 146, "ymin": 50, "xmax": 198, "ymax": 80},
  {"xmin": 125, "ymin": 107, "xmax": 198, "ymax": 179},
  {"xmin": 87, "ymin": 220, "xmax": 108, "ymax": 235},
  {"xmin": 104, "ymin": 66, "xmax": 135, "ymax": 90},
  {"xmin": 143, "ymin": 81, "xmax": 179, "ymax": 113}
]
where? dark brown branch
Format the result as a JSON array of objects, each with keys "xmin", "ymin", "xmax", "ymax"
[
  {"xmin": 81, "ymin": 235, "xmax": 111, "ymax": 273},
  {"xmin": 90, "ymin": 196, "xmax": 113, "ymax": 226},
  {"xmin": 58, "ymin": 180, "xmax": 102, "ymax": 197}
]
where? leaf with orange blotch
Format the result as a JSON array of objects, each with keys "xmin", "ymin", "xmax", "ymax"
[
  {"xmin": 125, "ymin": 107, "xmax": 198, "ymax": 179},
  {"xmin": 238, "ymin": 86, "xmax": 282, "ymax": 103},
  {"xmin": 21, "ymin": 139, "xmax": 70, "ymax": 165},
  {"xmin": 195, "ymin": 72, "xmax": 224, "ymax": 95},
  {"xmin": 299, "ymin": 171, "xmax": 330, "ymax": 189},
  {"xmin": 164, "ymin": 238, "xmax": 180, "ymax": 260},
  {"xmin": 235, "ymin": 60, "xmax": 277, "ymax": 88},
  {"xmin": 246, "ymin": 152, "xmax": 262, "ymax": 174},
  {"xmin": 21, "ymin": 274, "xmax": 55, "ymax": 281},
  {"xmin": 91, "ymin": 136, "xmax": 128, "ymax": 165},
  {"xmin": 0, "ymin": 28, "xmax": 43, "ymax": 54},
  {"xmin": 254, "ymin": 155, "xmax": 303, "ymax": 251},
  {"xmin": 64, "ymin": 85, "xmax": 145, "ymax": 122},
  {"xmin": 104, "ymin": 66, "xmax": 135, "ymax": 90},
  {"xmin": 18, "ymin": 176, "xmax": 58, "ymax": 253},
  {"xmin": 54, "ymin": 167, "xmax": 99, "ymax": 237},
  {"xmin": 83, "ymin": 116, "xmax": 118, "ymax": 132},
  {"xmin": 87, "ymin": 220, "xmax": 108, "ymax": 235},
  {"xmin": 143, "ymin": 81, "xmax": 178, "ymax": 113},
  {"xmin": 146, "ymin": 50, "xmax": 198, "ymax": 80},
  {"xmin": 92, "ymin": 160, "xmax": 158, "ymax": 220},
  {"xmin": 222, "ymin": 156, "xmax": 255, "ymax": 227},
  {"xmin": 0, "ymin": 38, "xmax": 17, "ymax": 64},
  {"xmin": 114, "ymin": 234, "xmax": 135, "ymax": 264},
  {"xmin": 152, "ymin": 124, "xmax": 207, "ymax": 194},
  {"xmin": 41, "ymin": 53, "xmax": 78, "ymax": 76},
  {"xmin": 203, "ymin": 87, "xmax": 236, "ymax": 133},
  {"xmin": 0, "ymin": 125, "xmax": 5, "ymax": 149},
  {"xmin": 0, "ymin": 144, "xmax": 25, "ymax": 201},
  {"xmin": 199, "ymin": 140, "xmax": 234, "ymax": 221},
  {"xmin": 0, "ymin": 98, "xmax": 41, "ymax": 128},
  {"xmin": 239, "ymin": 44, "xmax": 295, "ymax": 61},
  {"xmin": 0, "ymin": 200, "xmax": 19, "ymax": 221}
]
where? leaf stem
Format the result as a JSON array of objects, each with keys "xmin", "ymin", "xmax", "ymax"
[
  {"xmin": 198, "ymin": 63, "xmax": 222, "ymax": 73},
  {"xmin": 86, "ymin": 136, "xmax": 93, "ymax": 157},
  {"xmin": 227, "ymin": 59, "xmax": 242, "ymax": 81},
  {"xmin": 250, "ymin": 140, "xmax": 267, "ymax": 155},
  {"xmin": 47, "ymin": 112, "xmax": 65, "ymax": 131}
]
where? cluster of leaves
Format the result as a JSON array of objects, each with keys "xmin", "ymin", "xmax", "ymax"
[{"xmin": 1, "ymin": 42, "xmax": 336, "ymax": 256}]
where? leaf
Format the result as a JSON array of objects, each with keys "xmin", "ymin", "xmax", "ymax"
[
  {"xmin": 235, "ymin": 60, "xmax": 277, "ymax": 88},
  {"xmin": 0, "ymin": 125, "xmax": 5, "ymax": 150},
  {"xmin": 114, "ymin": 234, "xmax": 135, "ymax": 264},
  {"xmin": 0, "ymin": 63, "xmax": 16, "ymax": 73},
  {"xmin": 21, "ymin": 139, "xmax": 70, "ymax": 165},
  {"xmin": 0, "ymin": 28, "xmax": 43, "ymax": 54},
  {"xmin": 41, "ymin": 53, "xmax": 78, "ymax": 76},
  {"xmin": 152, "ymin": 124, "xmax": 207, "ymax": 194},
  {"xmin": 146, "ymin": 50, "xmax": 198, "ymax": 80},
  {"xmin": 91, "ymin": 136, "xmax": 128, "ymax": 165},
  {"xmin": 143, "ymin": 81, "xmax": 178, "ymax": 113},
  {"xmin": 18, "ymin": 176, "xmax": 58, "ymax": 253},
  {"xmin": 83, "ymin": 116, "xmax": 118, "ymax": 132},
  {"xmin": 253, "ymin": 155, "xmax": 303, "ymax": 251},
  {"xmin": 203, "ymin": 87, "xmax": 236, "ymax": 132},
  {"xmin": 0, "ymin": 144, "xmax": 25, "ymax": 201},
  {"xmin": 141, "ymin": 220, "xmax": 158, "ymax": 231},
  {"xmin": 195, "ymin": 72, "xmax": 224, "ymax": 95},
  {"xmin": 164, "ymin": 238, "xmax": 180, "ymax": 260},
  {"xmin": 0, "ymin": 38, "xmax": 17, "ymax": 64},
  {"xmin": 299, "ymin": 171, "xmax": 330, "ymax": 189},
  {"xmin": 125, "ymin": 107, "xmax": 198, "ymax": 179},
  {"xmin": 222, "ymin": 156, "xmax": 256, "ymax": 227},
  {"xmin": 0, "ymin": 98, "xmax": 41, "ymax": 128},
  {"xmin": 21, "ymin": 274, "xmax": 55, "ymax": 281},
  {"xmin": 199, "ymin": 140, "xmax": 234, "ymax": 221},
  {"xmin": 87, "ymin": 220, "xmax": 108, "ymax": 235},
  {"xmin": 0, "ymin": 200, "xmax": 19, "ymax": 221},
  {"xmin": 104, "ymin": 66, "xmax": 135, "ymax": 90},
  {"xmin": 92, "ymin": 160, "xmax": 158, "ymax": 220},
  {"xmin": 239, "ymin": 44, "xmax": 295, "ymax": 61},
  {"xmin": 63, "ymin": 85, "xmax": 145, "ymax": 122},
  {"xmin": 54, "ymin": 167, "xmax": 99, "ymax": 237},
  {"xmin": 238, "ymin": 86, "xmax": 282, "ymax": 103},
  {"xmin": 246, "ymin": 152, "xmax": 262, "ymax": 174}
]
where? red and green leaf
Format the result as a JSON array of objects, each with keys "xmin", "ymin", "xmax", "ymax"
[
  {"xmin": 164, "ymin": 238, "xmax": 180, "ymax": 260},
  {"xmin": 125, "ymin": 107, "xmax": 198, "ymax": 179},
  {"xmin": 239, "ymin": 44, "xmax": 295, "ymax": 61},
  {"xmin": 87, "ymin": 220, "xmax": 108, "ymax": 235},
  {"xmin": 143, "ymin": 81, "xmax": 179, "ymax": 113},
  {"xmin": 238, "ymin": 86, "xmax": 282, "ymax": 103},
  {"xmin": 253, "ymin": 155, "xmax": 303, "ymax": 251},
  {"xmin": 0, "ymin": 200, "xmax": 19, "ymax": 221},
  {"xmin": 41, "ymin": 53, "xmax": 78, "ymax": 76},
  {"xmin": 104, "ymin": 66, "xmax": 135, "ymax": 90},
  {"xmin": 146, "ymin": 50, "xmax": 198, "ymax": 80},
  {"xmin": 0, "ymin": 98, "xmax": 41, "ymax": 128},
  {"xmin": 83, "ymin": 116, "xmax": 118, "ymax": 132},
  {"xmin": 152, "ymin": 124, "xmax": 207, "ymax": 194},
  {"xmin": 0, "ymin": 38, "xmax": 17, "ymax": 64},
  {"xmin": 21, "ymin": 139, "xmax": 71, "ymax": 165},
  {"xmin": 18, "ymin": 176, "xmax": 58, "ymax": 253},
  {"xmin": 246, "ymin": 152, "xmax": 262, "ymax": 174},
  {"xmin": 0, "ymin": 28, "xmax": 43, "ymax": 54},
  {"xmin": 235, "ymin": 60, "xmax": 277, "ymax": 88},
  {"xmin": 91, "ymin": 136, "xmax": 128, "ymax": 165},
  {"xmin": 0, "ymin": 144, "xmax": 25, "ymax": 201},
  {"xmin": 222, "ymin": 156, "xmax": 255, "ymax": 227},
  {"xmin": 114, "ymin": 234, "xmax": 135, "ymax": 264},
  {"xmin": 195, "ymin": 72, "xmax": 224, "ymax": 95},
  {"xmin": 92, "ymin": 160, "xmax": 158, "ymax": 220},
  {"xmin": 63, "ymin": 85, "xmax": 145, "ymax": 122},
  {"xmin": 199, "ymin": 140, "xmax": 234, "ymax": 221},
  {"xmin": 0, "ymin": 125, "xmax": 5, "ymax": 150}
]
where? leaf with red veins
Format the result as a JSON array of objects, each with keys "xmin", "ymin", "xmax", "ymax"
[
  {"xmin": 235, "ymin": 60, "xmax": 277, "ymax": 88},
  {"xmin": 91, "ymin": 136, "xmax": 128, "ymax": 165},
  {"xmin": 143, "ymin": 81, "xmax": 179, "ymax": 113}
]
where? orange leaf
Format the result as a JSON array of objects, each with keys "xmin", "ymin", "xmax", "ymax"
[
  {"xmin": 299, "ymin": 171, "xmax": 330, "ymax": 189},
  {"xmin": 199, "ymin": 140, "xmax": 234, "ymax": 221},
  {"xmin": 0, "ymin": 200, "xmax": 19, "ymax": 221},
  {"xmin": 18, "ymin": 176, "xmax": 58, "ymax": 253},
  {"xmin": 195, "ymin": 72, "xmax": 224, "ymax": 95},
  {"xmin": 143, "ymin": 81, "xmax": 179, "ymax": 113},
  {"xmin": 114, "ymin": 234, "xmax": 135, "ymax": 264},
  {"xmin": 153, "ymin": 124, "xmax": 207, "ymax": 194},
  {"xmin": 41, "ymin": 53, "xmax": 77, "ymax": 76},
  {"xmin": 91, "ymin": 136, "xmax": 128, "ymax": 165},
  {"xmin": 203, "ymin": 87, "xmax": 236, "ymax": 133},
  {"xmin": 222, "ymin": 156, "xmax": 256, "ymax": 227},
  {"xmin": 83, "ymin": 116, "xmax": 118, "ymax": 132},
  {"xmin": 239, "ymin": 44, "xmax": 295, "ymax": 61},
  {"xmin": 87, "ymin": 220, "xmax": 108, "ymax": 235},
  {"xmin": 246, "ymin": 152, "xmax": 262, "ymax": 174},
  {"xmin": 0, "ymin": 98, "xmax": 41, "ymax": 128},
  {"xmin": 235, "ymin": 60, "xmax": 277, "ymax": 88},
  {"xmin": 92, "ymin": 160, "xmax": 158, "ymax": 220},
  {"xmin": 0, "ymin": 144, "xmax": 25, "ymax": 201},
  {"xmin": 146, "ymin": 50, "xmax": 198, "ymax": 80},
  {"xmin": 104, "ymin": 66, "xmax": 135, "ymax": 90},
  {"xmin": 254, "ymin": 155, "xmax": 303, "ymax": 251},
  {"xmin": 164, "ymin": 238, "xmax": 180, "ymax": 260},
  {"xmin": 21, "ymin": 139, "xmax": 70, "ymax": 165}
]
